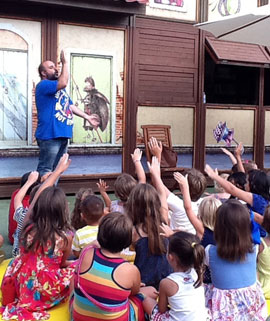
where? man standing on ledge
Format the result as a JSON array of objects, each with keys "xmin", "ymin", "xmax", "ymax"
[{"xmin": 35, "ymin": 50, "xmax": 99, "ymax": 176}]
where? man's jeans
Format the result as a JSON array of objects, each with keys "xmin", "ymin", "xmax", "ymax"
[{"xmin": 36, "ymin": 138, "xmax": 68, "ymax": 177}]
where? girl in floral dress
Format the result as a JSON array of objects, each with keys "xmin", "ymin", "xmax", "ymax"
[
  {"xmin": 1, "ymin": 186, "xmax": 75, "ymax": 321},
  {"xmin": 205, "ymin": 199, "xmax": 267, "ymax": 320}
]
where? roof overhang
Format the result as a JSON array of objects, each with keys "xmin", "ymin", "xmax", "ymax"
[
  {"xmin": 206, "ymin": 36, "xmax": 270, "ymax": 68},
  {"xmin": 2, "ymin": 0, "xmax": 146, "ymax": 15}
]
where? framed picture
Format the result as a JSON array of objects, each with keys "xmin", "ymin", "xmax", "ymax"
[
  {"xmin": 69, "ymin": 52, "xmax": 114, "ymax": 145},
  {"xmin": 149, "ymin": 0, "xmax": 188, "ymax": 12}
]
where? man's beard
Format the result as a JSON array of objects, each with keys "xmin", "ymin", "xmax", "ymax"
[{"xmin": 47, "ymin": 72, "xmax": 58, "ymax": 80}]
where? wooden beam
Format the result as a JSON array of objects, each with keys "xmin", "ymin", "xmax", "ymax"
[{"xmin": 4, "ymin": 0, "xmax": 145, "ymax": 15}]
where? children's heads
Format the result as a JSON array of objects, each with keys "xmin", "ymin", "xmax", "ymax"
[
  {"xmin": 81, "ymin": 195, "xmax": 104, "ymax": 225},
  {"xmin": 214, "ymin": 199, "xmax": 253, "ymax": 262},
  {"xmin": 187, "ymin": 169, "xmax": 207, "ymax": 201},
  {"xmin": 114, "ymin": 173, "xmax": 137, "ymax": 202},
  {"xmin": 169, "ymin": 231, "xmax": 205, "ymax": 288},
  {"xmin": 247, "ymin": 169, "xmax": 270, "ymax": 200},
  {"xmin": 71, "ymin": 188, "xmax": 94, "ymax": 230},
  {"xmin": 214, "ymin": 173, "xmax": 229, "ymax": 193},
  {"xmin": 126, "ymin": 183, "xmax": 166, "ymax": 255},
  {"xmin": 21, "ymin": 171, "xmax": 41, "ymax": 195},
  {"xmin": 228, "ymin": 172, "xmax": 247, "ymax": 191},
  {"xmin": 198, "ymin": 197, "xmax": 221, "ymax": 231},
  {"xmin": 22, "ymin": 186, "xmax": 70, "ymax": 251},
  {"xmin": 98, "ymin": 212, "xmax": 133, "ymax": 253}
]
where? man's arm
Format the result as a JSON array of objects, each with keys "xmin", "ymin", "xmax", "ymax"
[
  {"xmin": 70, "ymin": 104, "xmax": 100, "ymax": 129},
  {"xmin": 57, "ymin": 50, "xmax": 69, "ymax": 90}
]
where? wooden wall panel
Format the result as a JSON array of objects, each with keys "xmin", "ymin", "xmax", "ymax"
[{"xmin": 135, "ymin": 17, "xmax": 199, "ymax": 105}]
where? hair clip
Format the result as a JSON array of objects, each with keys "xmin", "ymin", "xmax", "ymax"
[{"xmin": 191, "ymin": 242, "xmax": 197, "ymax": 248}]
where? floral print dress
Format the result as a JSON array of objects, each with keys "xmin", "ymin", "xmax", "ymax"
[{"xmin": 0, "ymin": 234, "xmax": 75, "ymax": 321}]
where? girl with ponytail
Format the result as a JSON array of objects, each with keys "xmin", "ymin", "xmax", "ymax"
[{"xmin": 142, "ymin": 231, "xmax": 208, "ymax": 321}]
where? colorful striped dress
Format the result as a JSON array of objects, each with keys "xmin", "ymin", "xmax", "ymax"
[{"xmin": 72, "ymin": 247, "xmax": 145, "ymax": 321}]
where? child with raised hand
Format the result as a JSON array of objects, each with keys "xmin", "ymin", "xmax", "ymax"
[
  {"xmin": 126, "ymin": 156, "xmax": 172, "ymax": 289},
  {"xmin": 71, "ymin": 188, "xmax": 94, "ymax": 230},
  {"xmin": 12, "ymin": 170, "xmax": 40, "ymax": 257},
  {"xmin": 149, "ymin": 137, "xmax": 207, "ymax": 234},
  {"xmin": 205, "ymin": 199, "xmax": 267, "ymax": 320},
  {"xmin": 72, "ymin": 195, "xmax": 104, "ymax": 258},
  {"xmin": 97, "ymin": 148, "xmax": 145, "ymax": 214},
  {"xmin": 143, "ymin": 231, "xmax": 208, "ymax": 321},
  {"xmin": 205, "ymin": 163, "xmax": 270, "ymax": 236},
  {"xmin": 72, "ymin": 212, "xmax": 155, "ymax": 321},
  {"xmin": 98, "ymin": 174, "xmax": 137, "ymax": 214},
  {"xmin": 0, "ymin": 154, "xmax": 76, "ymax": 321}
]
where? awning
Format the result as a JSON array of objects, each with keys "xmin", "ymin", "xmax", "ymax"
[{"xmin": 206, "ymin": 36, "xmax": 270, "ymax": 68}]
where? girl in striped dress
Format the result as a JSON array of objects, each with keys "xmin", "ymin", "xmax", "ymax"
[{"xmin": 72, "ymin": 212, "xmax": 155, "ymax": 321}]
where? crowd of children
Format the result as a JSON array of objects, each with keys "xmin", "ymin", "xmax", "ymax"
[{"xmin": 0, "ymin": 140, "xmax": 270, "ymax": 321}]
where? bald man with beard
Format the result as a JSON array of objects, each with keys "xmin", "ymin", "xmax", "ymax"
[{"xmin": 35, "ymin": 51, "xmax": 99, "ymax": 176}]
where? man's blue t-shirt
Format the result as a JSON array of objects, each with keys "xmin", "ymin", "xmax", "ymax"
[{"xmin": 35, "ymin": 80, "xmax": 73, "ymax": 140}]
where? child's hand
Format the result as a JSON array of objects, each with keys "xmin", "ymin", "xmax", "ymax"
[
  {"xmin": 97, "ymin": 179, "xmax": 109, "ymax": 194},
  {"xmin": 205, "ymin": 164, "xmax": 216, "ymax": 178},
  {"xmin": 160, "ymin": 223, "xmax": 174, "ymax": 238},
  {"xmin": 148, "ymin": 137, "xmax": 162, "ymax": 158},
  {"xmin": 173, "ymin": 172, "xmax": 188, "ymax": 188},
  {"xmin": 147, "ymin": 156, "xmax": 160, "ymax": 177},
  {"xmin": 40, "ymin": 172, "xmax": 52, "ymax": 183},
  {"xmin": 28, "ymin": 171, "xmax": 39, "ymax": 184},
  {"xmin": 234, "ymin": 142, "xmax": 243, "ymax": 158},
  {"xmin": 131, "ymin": 148, "xmax": 142, "ymax": 163},
  {"xmin": 55, "ymin": 153, "xmax": 71, "ymax": 173}
]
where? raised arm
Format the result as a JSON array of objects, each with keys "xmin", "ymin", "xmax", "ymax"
[
  {"xmin": 14, "ymin": 171, "xmax": 39, "ymax": 210},
  {"xmin": 147, "ymin": 156, "xmax": 168, "ymax": 224},
  {"xmin": 221, "ymin": 147, "xmax": 237, "ymax": 165},
  {"xmin": 57, "ymin": 50, "xmax": 69, "ymax": 90},
  {"xmin": 28, "ymin": 154, "xmax": 71, "ymax": 213},
  {"xmin": 148, "ymin": 136, "xmax": 162, "ymax": 163},
  {"xmin": 173, "ymin": 172, "xmax": 205, "ymax": 239},
  {"xmin": 131, "ymin": 148, "xmax": 146, "ymax": 183},
  {"xmin": 205, "ymin": 164, "xmax": 253, "ymax": 205},
  {"xmin": 97, "ymin": 179, "xmax": 111, "ymax": 208},
  {"xmin": 234, "ymin": 142, "xmax": 245, "ymax": 173},
  {"xmin": 148, "ymin": 137, "xmax": 171, "ymax": 198}
]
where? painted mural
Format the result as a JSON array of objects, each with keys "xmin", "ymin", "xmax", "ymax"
[
  {"xmin": 0, "ymin": 49, "xmax": 27, "ymax": 141},
  {"xmin": 150, "ymin": 0, "xmax": 187, "ymax": 11},
  {"xmin": 70, "ymin": 54, "xmax": 112, "ymax": 144},
  {"xmin": 208, "ymin": 0, "xmax": 258, "ymax": 21}
]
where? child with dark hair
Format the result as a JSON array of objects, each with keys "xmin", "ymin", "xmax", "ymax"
[
  {"xmin": 71, "ymin": 188, "xmax": 94, "ymax": 230},
  {"xmin": 8, "ymin": 171, "xmax": 41, "ymax": 244},
  {"xmin": 12, "ymin": 171, "xmax": 40, "ymax": 257},
  {"xmin": 142, "ymin": 231, "xmax": 208, "ymax": 321},
  {"xmin": 0, "ymin": 154, "xmax": 76, "ymax": 321},
  {"xmin": 227, "ymin": 171, "xmax": 247, "ymax": 193},
  {"xmin": 205, "ymin": 200, "xmax": 267, "ymax": 320},
  {"xmin": 72, "ymin": 195, "xmax": 104, "ymax": 258},
  {"xmin": 72, "ymin": 212, "xmax": 155, "ymax": 321}
]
